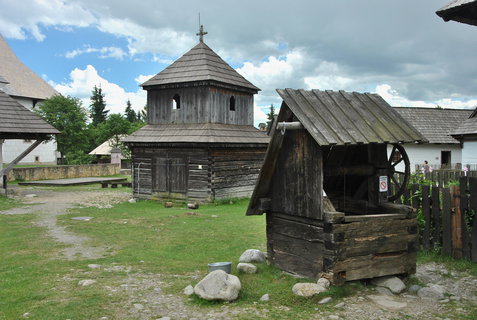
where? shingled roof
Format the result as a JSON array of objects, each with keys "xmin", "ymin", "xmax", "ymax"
[
  {"xmin": 0, "ymin": 35, "xmax": 58, "ymax": 100},
  {"xmin": 276, "ymin": 89, "xmax": 426, "ymax": 146},
  {"xmin": 0, "ymin": 89, "xmax": 59, "ymax": 139},
  {"xmin": 123, "ymin": 123, "xmax": 269, "ymax": 145},
  {"xmin": 141, "ymin": 42, "xmax": 260, "ymax": 92},
  {"xmin": 452, "ymin": 108, "xmax": 477, "ymax": 136},
  {"xmin": 394, "ymin": 107, "xmax": 472, "ymax": 144},
  {"xmin": 436, "ymin": 0, "xmax": 477, "ymax": 26}
]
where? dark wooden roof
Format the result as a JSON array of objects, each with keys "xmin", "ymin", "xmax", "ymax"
[
  {"xmin": 277, "ymin": 89, "xmax": 426, "ymax": 146},
  {"xmin": 394, "ymin": 107, "xmax": 472, "ymax": 144},
  {"xmin": 0, "ymin": 89, "xmax": 59, "ymax": 139},
  {"xmin": 452, "ymin": 107, "xmax": 477, "ymax": 136},
  {"xmin": 0, "ymin": 35, "xmax": 58, "ymax": 100},
  {"xmin": 141, "ymin": 42, "xmax": 260, "ymax": 92},
  {"xmin": 436, "ymin": 0, "xmax": 477, "ymax": 26},
  {"xmin": 123, "ymin": 123, "xmax": 269, "ymax": 145}
]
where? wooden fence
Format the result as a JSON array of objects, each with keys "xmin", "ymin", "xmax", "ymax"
[{"xmin": 396, "ymin": 176, "xmax": 477, "ymax": 262}]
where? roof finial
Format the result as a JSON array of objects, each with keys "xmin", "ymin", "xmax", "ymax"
[{"xmin": 196, "ymin": 24, "xmax": 208, "ymax": 43}]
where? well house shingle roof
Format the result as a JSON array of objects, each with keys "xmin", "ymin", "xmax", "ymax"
[
  {"xmin": 436, "ymin": 0, "xmax": 477, "ymax": 26},
  {"xmin": 0, "ymin": 35, "xmax": 58, "ymax": 100},
  {"xmin": 276, "ymin": 89, "xmax": 426, "ymax": 146},
  {"xmin": 393, "ymin": 107, "xmax": 472, "ymax": 144},
  {"xmin": 0, "ymin": 89, "xmax": 59, "ymax": 138},
  {"xmin": 141, "ymin": 42, "xmax": 260, "ymax": 92}
]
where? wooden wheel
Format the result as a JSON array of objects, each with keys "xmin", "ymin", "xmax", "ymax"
[{"xmin": 387, "ymin": 143, "xmax": 410, "ymax": 202}]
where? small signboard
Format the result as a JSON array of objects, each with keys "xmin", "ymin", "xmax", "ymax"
[{"xmin": 379, "ymin": 176, "xmax": 388, "ymax": 192}]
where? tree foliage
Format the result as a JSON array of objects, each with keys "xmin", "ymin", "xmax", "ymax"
[
  {"xmin": 266, "ymin": 104, "xmax": 276, "ymax": 131},
  {"xmin": 125, "ymin": 99, "xmax": 137, "ymax": 122},
  {"xmin": 35, "ymin": 95, "xmax": 90, "ymax": 163},
  {"xmin": 89, "ymin": 85, "xmax": 108, "ymax": 127}
]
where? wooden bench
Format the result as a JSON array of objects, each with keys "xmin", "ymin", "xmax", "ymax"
[{"xmin": 101, "ymin": 182, "xmax": 132, "ymax": 188}]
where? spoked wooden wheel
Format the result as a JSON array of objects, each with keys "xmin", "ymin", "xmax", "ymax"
[{"xmin": 387, "ymin": 143, "xmax": 410, "ymax": 202}]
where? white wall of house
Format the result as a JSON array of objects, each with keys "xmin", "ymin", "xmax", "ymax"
[
  {"xmin": 1, "ymin": 97, "xmax": 58, "ymax": 165},
  {"xmin": 387, "ymin": 143, "xmax": 462, "ymax": 173},
  {"xmin": 462, "ymin": 141, "xmax": 477, "ymax": 166}
]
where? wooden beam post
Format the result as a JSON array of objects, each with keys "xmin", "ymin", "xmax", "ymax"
[{"xmin": 0, "ymin": 140, "xmax": 44, "ymax": 177}]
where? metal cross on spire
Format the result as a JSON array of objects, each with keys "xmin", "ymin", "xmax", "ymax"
[{"xmin": 196, "ymin": 25, "xmax": 208, "ymax": 43}]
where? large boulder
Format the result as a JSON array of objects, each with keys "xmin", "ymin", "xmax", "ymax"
[
  {"xmin": 194, "ymin": 270, "xmax": 241, "ymax": 301},
  {"xmin": 292, "ymin": 283, "xmax": 327, "ymax": 297},
  {"xmin": 239, "ymin": 249, "xmax": 267, "ymax": 263}
]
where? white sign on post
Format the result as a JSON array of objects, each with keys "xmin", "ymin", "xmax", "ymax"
[{"xmin": 379, "ymin": 176, "xmax": 388, "ymax": 192}]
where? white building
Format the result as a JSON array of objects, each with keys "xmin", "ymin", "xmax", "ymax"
[
  {"xmin": 0, "ymin": 35, "xmax": 58, "ymax": 165},
  {"xmin": 452, "ymin": 108, "xmax": 477, "ymax": 168},
  {"xmin": 391, "ymin": 107, "xmax": 472, "ymax": 172}
]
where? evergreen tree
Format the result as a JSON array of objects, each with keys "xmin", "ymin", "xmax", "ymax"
[
  {"xmin": 266, "ymin": 104, "xmax": 276, "ymax": 130},
  {"xmin": 125, "ymin": 99, "xmax": 137, "ymax": 122},
  {"xmin": 89, "ymin": 85, "xmax": 108, "ymax": 126}
]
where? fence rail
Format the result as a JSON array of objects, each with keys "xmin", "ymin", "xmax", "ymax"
[{"xmin": 397, "ymin": 176, "xmax": 477, "ymax": 262}]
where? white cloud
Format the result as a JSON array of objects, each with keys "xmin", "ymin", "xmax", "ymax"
[
  {"xmin": 304, "ymin": 61, "xmax": 353, "ymax": 90},
  {"xmin": 0, "ymin": 0, "xmax": 95, "ymax": 41},
  {"xmin": 375, "ymin": 84, "xmax": 477, "ymax": 109},
  {"xmin": 97, "ymin": 18, "xmax": 195, "ymax": 56},
  {"xmin": 65, "ymin": 46, "xmax": 127, "ymax": 60},
  {"xmin": 54, "ymin": 65, "xmax": 146, "ymax": 115}
]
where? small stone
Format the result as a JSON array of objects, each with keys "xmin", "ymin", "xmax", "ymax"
[
  {"xmin": 334, "ymin": 302, "xmax": 345, "ymax": 308},
  {"xmin": 88, "ymin": 264, "xmax": 101, "ymax": 269},
  {"xmin": 187, "ymin": 202, "xmax": 199, "ymax": 209},
  {"xmin": 22, "ymin": 313, "xmax": 30, "ymax": 318},
  {"xmin": 183, "ymin": 285, "xmax": 194, "ymax": 296},
  {"xmin": 211, "ymin": 215, "xmax": 218, "ymax": 218},
  {"xmin": 237, "ymin": 263, "xmax": 257, "ymax": 274},
  {"xmin": 157, "ymin": 317, "xmax": 171, "ymax": 320},
  {"xmin": 133, "ymin": 303, "xmax": 144, "ymax": 310},
  {"xmin": 260, "ymin": 293, "xmax": 270, "ymax": 301},
  {"xmin": 329, "ymin": 315, "xmax": 340, "ymax": 320},
  {"xmin": 371, "ymin": 276, "xmax": 406, "ymax": 294},
  {"xmin": 78, "ymin": 279, "xmax": 97, "ymax": 286},
  {"xmin": 25, "ymin": 194, "xmax": 37, "ymax": 198},
  {"xmin": 417, "ymin": 285, "xmax": 445, "ymax": 300},
  {"xmin": 292, "ymin": 283, "xmax": 327, "ymax": 297},
  {"xmin": 319, "ymin": 297, "xmax": 333, "ymax": 304},
  {"xmin": 128, "ymin": 198, "xmax": 136, "ymax": 203},
  {"xmin": 408, "ymin": 284, "xmax": 422, "ymax": 295},
  {"xmin": 317, "ymin": 277, "xmax": 331, "ymax": 288},
  {"xmin": 376, "ymin": 286, "xmax": 394, "ymax": 296},
  {"xmin": 439, "ymin": 299, "xmax": 450, "ymax": 303},
  {"xmin": 99, "ymin": 317, "xmax": 108, "ymax": 320},
  {"xmin": 164, "ymin": 202, "xmax": 173, "ymax": 208},
  {"xmin": 367, "ymin": 295, "xmax": 407, "ymax": 310},
  {"xmin": 239, "ymin": 249, "xmax": 267, "ymax": 263}
]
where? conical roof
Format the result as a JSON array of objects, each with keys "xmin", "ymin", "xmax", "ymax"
[
  {"xmin": 0, "ymin": 34, "xmax": 58, "ymax": 100},
  {"xmin": 142, "ymin": 42, "xmax": 260, "ymax": 92}
]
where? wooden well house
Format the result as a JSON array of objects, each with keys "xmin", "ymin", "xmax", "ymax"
[
  {"xmin": 247, "ymin": 89, "xmax": 427, "ymax": 283},
  {"xmin": 124, "ymin": 29, "xmax": 269, "ymax": 201}
]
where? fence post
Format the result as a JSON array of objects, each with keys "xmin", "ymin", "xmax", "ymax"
[
  {"xmin": 470, "ymin": 177, "xmax": 477, "ymax": 263},
  {"xmin": 432, "ymin": 186, "xmax": 441, "ymax": 249},
  {"xmin": 422, "ymin": 185, "xmax": 431, "ymax": 250},
  {"xmin": 450, "ymin": 184, "xmax": 462, "ymax": 258},
  {"xmin": 442, "ymin": 187, "xmax": 452, "ymax": 256},
  {"xmin": 459, "ymin": 176, "xmax": 471, "ymax": 260}
]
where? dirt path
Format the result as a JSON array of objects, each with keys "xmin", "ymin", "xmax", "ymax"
[{"xmin": 1, "ymin": 188, "xmax": 129, "ymax": 260}]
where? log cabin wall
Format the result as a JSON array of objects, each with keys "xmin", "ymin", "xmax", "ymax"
[
  {"xmin": 147, "ymin": 86, "xmax": 253, "ymax": 125},
  {"xmin": 211, "ymin": 147, "xmax": 267, "ymax": 199}
]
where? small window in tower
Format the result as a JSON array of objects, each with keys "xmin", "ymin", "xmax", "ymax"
[
  {"xmin": 229, "ymin": 96, "xmax": 236, "ymax": 111},
  {"xmin": 172, "ymin": 94, "xmax": 180, "ymax": 110}
]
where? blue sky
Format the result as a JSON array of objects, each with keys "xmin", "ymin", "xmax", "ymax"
[{"xmin": 1, "ymin": 0, "xmax": 477, "ymax": 126}]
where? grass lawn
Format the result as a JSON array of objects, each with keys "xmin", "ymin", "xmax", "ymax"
[{"xmin": 1, "ymin": 190, "xmax": 477, "ymax": 319}]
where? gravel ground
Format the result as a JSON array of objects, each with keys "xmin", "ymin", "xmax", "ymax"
[{"xmin": 2, "ymin": 187, "xmax": 476, "ymax": 320}]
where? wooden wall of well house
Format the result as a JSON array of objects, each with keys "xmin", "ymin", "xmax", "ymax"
[
  {"xmin": 270, "ymin": 129, "xmax": 323, "ymax": 219},
  {"xmin": 147, "ymin": 86, "xmax": 253, "ymax": 125}
]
